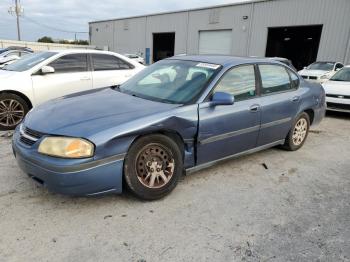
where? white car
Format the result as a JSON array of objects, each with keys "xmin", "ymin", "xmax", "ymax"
[
  {"xmin": 0, "ymin": 48, "xmax": 33, "ymax": 68},
  {"xmin": 124, "ymin": 54, "xmax": 145, "ymax": 65},
  {"xmin": 322, "ymin": 66, "xmax": 350, "ymax": 113},
  {"xmin": 298, "ymin": 61, "xmax": 344, "ymax": 83},
  {"xmin": 0, "ymin": 49, "xmax": 145, "ymax": 130}
]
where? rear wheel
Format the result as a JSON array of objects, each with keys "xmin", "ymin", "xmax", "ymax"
[
  {"xmin": 283, "ymin": 112, "xmax": 310, "ymax": 151},
  {"xmin": 124, "ymin": 134, "xmax": 183, "ymax": 200},
  {"xmin": 0, "ymin": 93, "xmax": 29, "ymax": 131}
]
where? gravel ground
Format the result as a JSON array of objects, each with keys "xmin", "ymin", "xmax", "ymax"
[{"xmin": 0, "ymin": 112, "xmax": 349, "ymax": 262}]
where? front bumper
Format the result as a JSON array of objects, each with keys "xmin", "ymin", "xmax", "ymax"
[
  {"xmin": 12, "ymin": 130, "xmax": 125, "ymax": 196},
  {"xmin": 326, "ymin": 97, "xmax": 350, "ymax": 113}
]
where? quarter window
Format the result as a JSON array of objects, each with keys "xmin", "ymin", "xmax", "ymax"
[
  {"xmin": 92, "ymin": 54, "xmax": 133, "ymax": 71},
  {"xmin": 289, "ymin": 70, "xmax": 299, "ymax": 88},
  {"xmin": 259, "ymin": 65, "xmax": 291, "ymax": 94},
  {"xmin": 215, "ymin": 65, "xmax": 256, "ymax": 101},
  {"xmin": 49, "ymin": 54, "xmax": 88, "ymax": 73}
]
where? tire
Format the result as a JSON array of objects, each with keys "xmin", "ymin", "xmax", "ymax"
[
  {"xmin": 0, "ymin": 93, "xmax": 29, "ymax": 131},
  {"xmin": 124, "ymin": 134, "xmax": 183, "ymax": 200},
  {"xmin": 283, "ymin": 112, "xmax": 310, "ymax": 151}
]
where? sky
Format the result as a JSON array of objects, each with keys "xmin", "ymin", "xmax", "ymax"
[{"xmin": 0, "ymin": 0, "xmax": 249, "ymax": 42}]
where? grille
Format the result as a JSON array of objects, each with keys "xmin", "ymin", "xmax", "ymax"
[
  {"xmin": 19, "ymin": 126, "xmax": 44, "ymax": 146},
  {"xmin": 301, "ymin": 75, "xmax": 308, "ymax": 79},
  {"xmin": 309, "ymin": 76, "xmax": 317, "ymax": 80},
  {"xmin": 326, "ymin": 94, "xmax": 350, "ymax": 99},
  {"xmin": 327, "ymin": 102, "xmax": 350, "ymax": 111}
]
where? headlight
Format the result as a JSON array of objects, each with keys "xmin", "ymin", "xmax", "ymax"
[
  {"xmin": 320, "ymin": 74, "xmax": 329, "ymax": 79},
  {"xmin": 38, "ymin": 137, "xmax": 94, "ymax": 158}
]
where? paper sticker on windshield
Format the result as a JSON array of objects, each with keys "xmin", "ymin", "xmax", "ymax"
[{"xmin": 196, "ymin": 63, "xmax": 220, "ymax": 70}]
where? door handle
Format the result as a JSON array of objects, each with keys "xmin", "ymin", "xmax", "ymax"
[
  {"xmin": 291, "ymin": 96, "xmax": 300, "ymax": 102},
  {"xmin": 249, "ymin": 104, "xmax": 260, "ymax": 112}
]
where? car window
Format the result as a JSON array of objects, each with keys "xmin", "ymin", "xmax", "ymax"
[
  {"xmin": 288, "ymin": 70, "xmax": 299, "ymax": 88},
  {"xmin": 49, "ymin": 54, "xmax": 88, "ymax": 73},
  {"xmin": 92, "ymin": 54, "xmax": 133, "ymax": 71},
  {"xmin": 259, "ymin": 65, "xmax": 292, "ymax": 94},
  {"xmin": 214, "ymin": 65, "xmax": 256, "ymax": 101}
]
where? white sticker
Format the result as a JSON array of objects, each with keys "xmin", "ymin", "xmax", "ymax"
[{"xmin": 196, "ymin": 63, "xmax": 221, "ymax": 70}]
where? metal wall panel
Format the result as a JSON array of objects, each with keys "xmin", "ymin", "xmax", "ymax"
[
  {"xmin": 187, "ymin": 4, "xmax": 252, "ymax": 56},
  {"xmin": 113, "ymin": 17, "xmax": 147, "ymax": 56},
  {"xmin": 90, "ymin": 0, "xmax": 350, "ymax": 64},
  {"xmin": 249, "ymin": 0, "xmax": 350, "ymax": 63},
  {"xmin": 145, "ymin": 12, "xmax": 189, "ymax": 62}
]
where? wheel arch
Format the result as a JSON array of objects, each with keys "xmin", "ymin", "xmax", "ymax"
[
  {"xmin": 0, "ymin": 90, "xmax": 33, "ymax": 109},
  {"xmin": 129, "ymin": 129, "xmax": 186, "ymax": 159},
  {"xmin": 303, "ymin": 108, "xmax": 315, "ymax": 125}
]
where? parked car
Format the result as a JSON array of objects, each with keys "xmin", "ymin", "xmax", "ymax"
[
  {"xmin": 12, "ymin": 56, "xmax": 325, "ymax": 200},
  {"xmin": 298, "ymin": 61, "xmax": 344, "ymax": 83},
  {"xmin": 322, "ymin": 66, "xmax": 350, "ymax": 113},
  {"xmin": 0, "ymin": 49, "xmax": 145, "ymax": 130},
  {"xmin": 268, "ymin": 57, "xmax": 297, "ymax": 71},
  {"xmin": 124, "ymin": 53, "xmax": 145, "ymax": 64},
  {"xmin": 0, "ymin": 47, "xmax": 33, "ymax": 68}
]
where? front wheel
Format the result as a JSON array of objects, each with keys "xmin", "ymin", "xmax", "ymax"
[
  {"xmin": 0, "ymin": 93, "xmax": 29, "ymax": 131},
  {"xmin": 124, "ymin": 134, "xmax": 183, "ymax": 200},
  {"xmin": 283, "ymin": 112, "xmax": 310, "ymax": 151}
]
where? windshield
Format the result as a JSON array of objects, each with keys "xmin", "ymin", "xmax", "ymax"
[
  {"xmin": 307, "ymin": 62, "xmax": 334, "ymax": 71},
  {"xmin": 119, "ymin": 59, "xmax": 221, "ymax": 104},
  {"xmin": 330, "ymin": 67, "xmax": 350, "ymax": 82},
  {"xmin": 0, "ymin": 49, "xmax": 8, "ymax": 54},
  {"xmin": 2, "ymin": 52, "xmax": 57, "ymax": 72}
]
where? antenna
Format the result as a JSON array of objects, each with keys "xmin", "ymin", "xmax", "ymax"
[{"xmin": 8, "ymin": 0, "xmax": 24, "ymax": 40}]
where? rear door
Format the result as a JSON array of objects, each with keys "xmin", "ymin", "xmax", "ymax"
[
  {"xmin": 197, "ymin": 64, "xmax": 261, "ymax": 164},
  {"xmin": 256, "ymin": 64, "xmax": 300, "ymax": 146},
  {"xmin": 90, "ymin": 53, "xmax": 136, "ymax": 88},
  {"xmin": 31, "ymin": 53, "xmax": 92, "ymax": 105}
]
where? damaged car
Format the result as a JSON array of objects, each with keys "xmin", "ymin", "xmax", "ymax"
[{"xmin": 12, "ymin": 56, "xmax": 326, "ymax": 200}]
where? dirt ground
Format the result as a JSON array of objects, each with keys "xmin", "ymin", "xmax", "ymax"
[{"xmin": 0, "ymin": 112, "xmax": 349, "ymax": 262}]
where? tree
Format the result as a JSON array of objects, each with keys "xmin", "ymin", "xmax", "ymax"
[{"xmin": 37, "ymin": 36, "xmax": 54, "ymax": 43}]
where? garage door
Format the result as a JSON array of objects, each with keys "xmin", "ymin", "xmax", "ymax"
[{"xmin": 199, "ymin": 30, "xmax": 232, "ymax": 55}]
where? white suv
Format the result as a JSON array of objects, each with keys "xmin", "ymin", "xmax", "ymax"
[{"xmin": 0, "ymin": 49, "xmax": 145, "ymax": 130}]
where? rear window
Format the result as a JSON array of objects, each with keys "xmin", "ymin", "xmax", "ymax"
[
  {"xmin": 259, "ymin": 65, "xmax": 292, "ymax": 94},
  {"xmin": 92, "ymin": 54, "xmax": 133, "ymax": 71}
]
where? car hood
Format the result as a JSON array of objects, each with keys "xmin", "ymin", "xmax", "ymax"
[
  {"xmin": 298, "ymin": 69, "xmax": 329, "ymax": 77},
  {"xmin": 24, "ymin": 88, "xmax": 181, "ymax": 138},
  {"xmin": 322, "ymin": 80, "xmax": 350, "ymax": 95}
]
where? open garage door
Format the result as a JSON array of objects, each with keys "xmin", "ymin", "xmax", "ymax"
[
  {"xmin": 199, "ymin": 30, "xmax": 232, "ymax": 55},
  {"xmin": 153, "ymin": 33, "xmax": 175, "ymax": 63},
  {"xmin": 265, "ymin": 25, "xmax": 323, "ymax": 70}
]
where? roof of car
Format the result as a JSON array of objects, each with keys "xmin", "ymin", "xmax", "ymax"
[
  {"xmin": 168, "ymin": 55, "xmax": 280, "ymax": 67},
  {"xmin": 44, "ymin": 49, "xmax": 121, "ymax": 55}
]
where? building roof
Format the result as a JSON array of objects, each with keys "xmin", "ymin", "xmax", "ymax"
[{"xmin": 89, "ymin": 0, "xmax": 272, "ymax": 24}]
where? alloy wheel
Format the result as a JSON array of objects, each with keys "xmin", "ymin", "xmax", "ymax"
[
  {"xmin": 292, "ymin": 118, "xmax": 308, "ymax": 146},
  {"xmin": 0, "ymin": 99, "xmax": 25, "ymax": 127}
]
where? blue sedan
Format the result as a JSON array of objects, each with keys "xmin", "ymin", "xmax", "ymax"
[{"xmin": 12, "ymin": 56, "xmax": 326, "ymax": 200}]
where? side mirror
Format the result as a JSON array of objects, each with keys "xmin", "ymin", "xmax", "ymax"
[
  {"xmin": 211, "ymin": 92, "xmax": 234, "ymax": 106},
  {"xmin": 41, "ymin": 65, "xmax": 55, "ymax": 74},
  {"xmin": 303, "ymin": 66, "xmax": 307, "ymax": 69}
]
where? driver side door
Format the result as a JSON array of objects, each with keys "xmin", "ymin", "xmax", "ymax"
[
  {"xmin": 197, "ymin": 64, "xmax": 261, "ymax": 164},
  {"xmin": 31, "ymin": 53, "xmax": 92, "ymax": 105}
]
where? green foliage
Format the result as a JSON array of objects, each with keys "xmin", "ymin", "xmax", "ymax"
[{"xmin": 37, "ymin": 36, "xmax": 54, "ymax": 43}]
